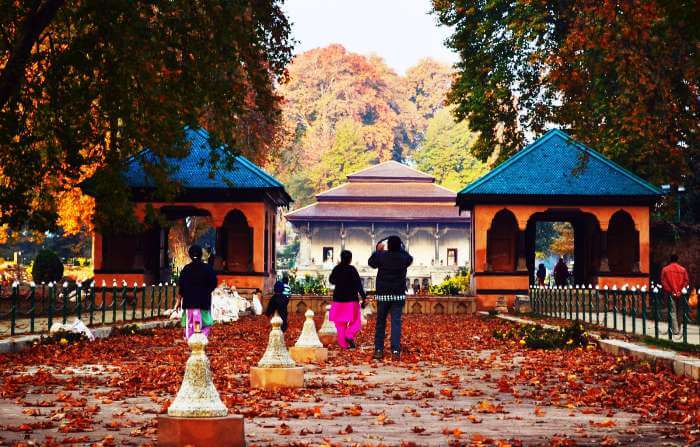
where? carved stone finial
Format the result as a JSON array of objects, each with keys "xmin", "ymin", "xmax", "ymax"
[
  {"xmin": 167, "ymin": 333, "xmax": 228, "ymax": 418},
  {"xmin": 257, "ymin": 314, "xmax": 296, "ymax": 368},
  {"xmin": 295, "ymin": 310, "xmax": 323, "ymax": 348}
]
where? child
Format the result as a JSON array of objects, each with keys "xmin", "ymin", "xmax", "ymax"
[{"xmin": 265, "ymin": 273, "xmax": 290, "ymax": 331}]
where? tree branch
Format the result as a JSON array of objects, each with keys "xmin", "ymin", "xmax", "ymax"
[{"xmin": 0, "ymin": 0, "xmax": 65, "ymax": 109}]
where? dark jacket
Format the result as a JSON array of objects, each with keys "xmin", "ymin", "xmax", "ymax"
[
  {"xmin": 368, "ymin": 249, "xmax": 413, "ymax": 295},
  {"xmin": 329, "ymin": 263, "xmax": 366, "ymax": 302},
  {"xmin": 178, "ymin": 260, "xmax": 217, "ymax": 310}
]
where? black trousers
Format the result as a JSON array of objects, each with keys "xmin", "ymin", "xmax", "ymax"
[
  {"xmin": 374, "ymin": 300, "xmax": 404, "ymax": 352},
  {"xmin": 265, "ymin": 295, "xmax": 289, "ymax": 332}
]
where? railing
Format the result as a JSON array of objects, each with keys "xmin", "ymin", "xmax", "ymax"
[
  {"xmin": 530, "ymin": 284, "xmax": 700, "ymax": 345},
  {"xmin": 0, "ymin": 281, "xmax": 178, "ymax": 337}
]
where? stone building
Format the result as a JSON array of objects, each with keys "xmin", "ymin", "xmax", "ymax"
[{"xmin": 285, "ymin": 161, "xmax": 471, "ymax": 291}]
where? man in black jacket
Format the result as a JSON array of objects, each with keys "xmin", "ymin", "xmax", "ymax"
[{"xmin": 368, "ymin": 235, "xmax": 413, "ymax": 360}]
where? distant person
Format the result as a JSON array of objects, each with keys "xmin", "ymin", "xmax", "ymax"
[
  {"xmin": 266, "ymin": 273, "xmax": 291, "ymax": 331},
  {"xmin": 369, "ymin": 236, "xmax": 413, "ymax": 360},
  {"xmin": 554, "ymin": 257, "xmax": 569, "ymax": 286},
  {"xmin": 178, "ymin": 244, "xmax": 217, "ymax": 339},
  {"xmin": 328, "ymin": 250, "xmax": 366, "ymax": 349},
  {"xmin": 536, "ymin": 263, "xmax": 547, "ymax": 286},
  {"xmin": 661, "ymin": 254, "xmax": 689, "ymax": 337}
]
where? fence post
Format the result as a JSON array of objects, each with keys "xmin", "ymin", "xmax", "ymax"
[
  {"xmin": 121, "ymin": 280, "xmax": 128, "ymax": 322},
  {"xmin": 621, "ymin": 285, "xmax": 628, "ymax": 334},
  {"xmin": 112, "ymin": 280, "xmax": 118, "ymax": 324},
  {"xmin": 141, "ymin": 283, "xmax": 147, "ymax": 319},
  {"xmin": 76, "ymin": 281, "xmax": 83, "ymax": 322},
  {"xmin": 640, "ymin": 286, "xmax": 647, "ymax": 337},
  {"xmin": 89, "ymin": 282, "xmax": 96, "ymax": 326},
  {"xmin": 652, "ymin": 287, "xmax": 660, "ymax": 339},
  {"xmin": 62, "ymin": 281, "xmax": 69, "ymax": 324},
  {"xmin": 631, "ymin": 286, "xmax": 638, "ymax": 335},
  {"xmin": 10, "ymin": 281, "xmax": 18, "ymax": 336},
  {"xmin": 161, "ymin": 283, "xmax": 168, "ymax": 317},
  {"xmin": 681, "ymin": 288, "xmax": 689, "ymax": 344},
  {"xmin": 611, "ymin": 285, "xmax": 618, "ymax": 330},
  {"xmin": 29, "ymin": 281, "xmax": 36, "ymax": 334},
  {"xmin": 594, "ymin": 285, "xmax": 600, "ymax": 325},
  {"xmin": 101, "ymin": 281, "xmax": 107, "ymax": 324},
  {"xmin": 131, "ymin": 282, "xmax": 138, "ymax": 320},
  {"xmin": 603, "ymin": 286, "xmax": 609, "ymax": 329},
  {"xmin": 47, "ymin": 282, "xmax": 54, "ymax": 330}
]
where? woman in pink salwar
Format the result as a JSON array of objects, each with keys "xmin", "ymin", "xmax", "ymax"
[{"xmin": 328, "ymin": 250, "xmax": 366, "ymax": 349}]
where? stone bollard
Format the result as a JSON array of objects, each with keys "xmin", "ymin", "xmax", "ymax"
[
  {"xmin": 158, "ymin": 331, "xmax": 244, "ymax": 447},
  {"xmin": 249, "ymin": 314, "xmax": 304, "ymax": 389},
  {"xmin": 514, "ymin": 295, "xmax": 532, "ymax": 314},
  {"xmin": 290, "ymin": 310, "xmax": 328, "ymax": 363},
  {"xmin": 318, "ymin": 304, "xmax": 337, "ymax": 346}
]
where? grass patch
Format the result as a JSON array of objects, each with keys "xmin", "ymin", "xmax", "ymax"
[{"xmin": 493, "ymin": 321, "xmax": 594, "ymax": 349}]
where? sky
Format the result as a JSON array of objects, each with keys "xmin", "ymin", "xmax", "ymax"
[{"xmin": 283, "ymin": 0, "xmax": 458, "ymax": 75}]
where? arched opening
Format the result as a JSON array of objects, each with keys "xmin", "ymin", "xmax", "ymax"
[
  {"xmin": 219, "ymin": 210, "xmax": 253, "ymax": 273},
  {"xmin": 487, "ymin": 209, "xmax": 518, "ymax": 272},
  {"xmin": 433, "ymin": 303, "xmax": 445, "ymax": 314},
  {"xmin": 296, "ymin": 301, "xmax": 307, "ymax": 314},
  {"xmin": 411, "ymin": 302, "xmax": 422, "ymax": 314},
  {"xmin": 607, "ymin": 210, "xmax": 639, "ymax": 274},
  {"xmin": 524, "ymin": 209, "xmax": 601, "ymax": 286}
]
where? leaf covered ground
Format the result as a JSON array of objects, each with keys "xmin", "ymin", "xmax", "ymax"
[{"xmin": 0, "ymin": 314, "xmax": 698, "ymax": 446}]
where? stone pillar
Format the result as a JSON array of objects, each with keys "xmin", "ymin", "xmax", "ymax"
[
  {"xmin": 516, "ymin": 230, "xmax": 527, "ymax": 271},
  {"xmin": 599, "ymin": 230, "xmax": 610, "ymax": 272},
  {"xmin": 434, "ymin": 223, "xmax": 441, "ymax": 265},
  {"xmin": 340, "ymin": 223, "xmax": 346, "ymax": 251},
  {"xmin": 405, "ymin": 223, "xmax": 410, "ymax": 252}
]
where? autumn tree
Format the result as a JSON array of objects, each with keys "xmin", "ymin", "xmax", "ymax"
[
  {"xmin": 272, "ymin": 46, "xmax": 457, "ymax": 206},
  {"xmin": 413, "ymin": 108, "xmax": 489, "ymax": 191},
  {"xmin": 432, "ymin": 0, "xmax": 699, "ymax": 219},
  {"xmin": 0, "ymin": 0, "xmax": 293, "ymax": 235},
  {"xmin": 312, "ymin": 119, "xmax": 378, "ymax": 191}
]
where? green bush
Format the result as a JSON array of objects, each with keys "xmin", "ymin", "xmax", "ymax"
[
  {"xmin": 429, "ymin": 270, "xmax": 471, "ymax": 296},
  {"xmin": 493, "ymin": 321, "xmax": 592, "ymax": 349},
  {"xmin": 289, "ymin": 273, "xmax": 329, "ymax": 295},
  {"xmin": 31, "ymin": 249, "xmax": 64, "ymax": 284}
]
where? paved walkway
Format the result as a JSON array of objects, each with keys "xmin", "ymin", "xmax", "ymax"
[
  {"xmin": 539, "ymin": 311, "xmax": 700, "ymax": 345},
  {"xmin": 0, "ymin": 314, "xmax": 697, "ymax": 446}
]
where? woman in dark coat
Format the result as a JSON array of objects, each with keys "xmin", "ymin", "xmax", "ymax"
[
  {"xmin": 328, "ymin": 250, "xmax": 366, "ymax": 349},
  {"xmin": 178, "ymin": 244, "xmax": 217, "ymax": 338}
]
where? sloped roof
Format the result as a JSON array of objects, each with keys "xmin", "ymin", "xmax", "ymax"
[
  {"xmin": 458, "ymin": 129, "xmax": 662, "ymax": 207},
  {"xmin": 286, "ymin": 202, "xmax": 467, "ymax": 223},
  {"xmin": 286, "ymin": 160, "xmax": 468, "ymax": 223},
  {"xmin": 114, "ymin": 127, "xmax": 290, "ymax": 204},
  {"xmin": 316, "ymin": 181, "xmax": 455, "ymax": 202},
  {"xmin": 347, "ymin": 160, "xmax": 435, "ymax": 183}
]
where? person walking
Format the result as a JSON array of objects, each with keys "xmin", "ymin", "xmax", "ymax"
[
  {"xmin": 266, "ymin": 273, "xmax": 291, "ymax": 331},
  {"xmin": 328, "ymin": 250, "xmax": 366, "ymax": 349},
  {"xmin": 368, "ymin": 235, "xmax": 413, "ymax": 360},
  {"xmin": 536, "ymin": 263, "xmax": 547, "ymax": 286},
  {"xmin": 178, "ymin": 244, "xmax": 218, "ymax": 339},
  {"xmin": 554, "ymin": 257, "xmax": 569, "ymax": 287},
  {"xmin": 660, "ymin": 254, "xmax": 689, "ymax": 337}
]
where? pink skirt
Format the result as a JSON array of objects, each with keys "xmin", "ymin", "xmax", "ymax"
[{"xmin": 329, "ymin": 301, "xmax": 360, "ymax": 323}]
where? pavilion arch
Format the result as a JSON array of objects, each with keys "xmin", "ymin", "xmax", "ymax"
[
  {"xmin": 219, "ymin": 209, "xmax": 254, "ymax": 273},
  {"xmin": 607, "ymin": 210, "xmax": 640, "ymax": 274},
  {"xmin": 486, "ymin": 209, "xmax": 518, "ymax": 272}
]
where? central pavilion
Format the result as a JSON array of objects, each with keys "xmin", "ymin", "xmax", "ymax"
[{"xmin": 286, "ymin": 161, "xmax": 471, "ymax": 291}]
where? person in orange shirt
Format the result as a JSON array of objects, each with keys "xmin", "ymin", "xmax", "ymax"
[{"xmin": 660, "ymin": 254, "xmax": 690, "ymax": 337}]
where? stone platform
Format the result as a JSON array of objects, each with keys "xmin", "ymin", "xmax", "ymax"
[
  {"xmin": 289, "ymin": 345, "xmax": 328, "ymax": 363},
  {"xmin": 249, "ymin": 366, "xmax": 304, "ymax": 389},
  {"xmin": 157, "ymin": 415, "xmax": 244, "ymax": 447}
]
